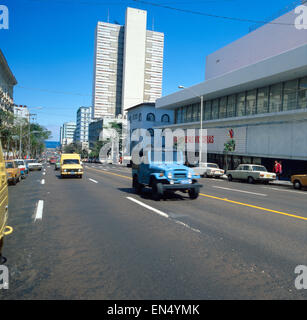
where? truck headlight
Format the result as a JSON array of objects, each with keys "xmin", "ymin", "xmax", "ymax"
[
  {"xmin": 188, "ymin": 171, "xmax": 192, "ymax": 179},
  {"xmin": 167, "ymin": 172, "xmax": 173, "ymax": 179}
]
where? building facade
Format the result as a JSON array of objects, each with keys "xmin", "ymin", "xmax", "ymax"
[
  {"xmin": 92, "ymin": 7, "xmax": 164, "ymax": 119},
  {"xmin": 60, "ymin": 122, "xmax": 76, "ymax": 146},
  {"xmin": 89, "ymin": 119, "xmax": 103, "ymax": 149},
  {"xmin": 156, "ymin": 5, "xmax": 307, "ymax": 178},
  {"xmin": 75, "ymin": 106, "xmax": 92, "ymax": 147},
  {"xmin": 0, "ymin": 49, "xmax": 17, "ymax": 114},
  {"xmin": 14, "ymin": 105, "xmax": 29, "ymax": 122}
]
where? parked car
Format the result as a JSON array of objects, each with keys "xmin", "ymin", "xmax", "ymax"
[
  {"xmin": 132, "ymin": 149, "xmax": 202, "ymax": 200},
  {"xmin": 291, "ymin": 174, "xmax": 307, "ymax": 190},
  {"xmin": 227, "ymin": 164, "xmax": 276, "ymax": 184},
  {"xmin": 5, "ymin": 160, "xmax": 21, "ymax": 185},
  {"xmin": 14, "ymin": 159, "xmax": 27, "ymax": 179},
  {"xmin": 193, "ymin": 163, "xmax": 225, "ymax": 178},
  {"xmin": 26, "ymin": 159, "xmax": 43, "ymax": 171},
  {"xmin": 0, "ymin": 144, "xmax": 13, "ymax": 258}
]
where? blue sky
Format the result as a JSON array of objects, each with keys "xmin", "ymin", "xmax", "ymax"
[{"xmin": 0, "ymin": 0, "xmax": 296, "ymax": 141}]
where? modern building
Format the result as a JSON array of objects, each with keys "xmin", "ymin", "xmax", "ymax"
[
  {"xmin": 89, "ymin": 119, "xmax": 103, "ymax": 149},
  {"xmin": 0, "ymin": 49, "xmax": 17, "ymax": 114},
  {"xmin": 60, "ymin": 122, "xmax": 76, "ymax": 146},
  {"xmin": 14, "ymin": 105, "xmax": 29, "ymax": 122},
  {"xmin": 156, "ymin": 4, "xmax": 307, "ymax": 178},
  {"xmin": 92, "ymin": 7, "xmax": 164, "ymax": 119},
  {"xmin": 127, "ymin": 102, "xmax": 174, "ymax": 153},
  {"xmin": 75, "ymin": 107, "xmax": 92, "ymax": 148}
]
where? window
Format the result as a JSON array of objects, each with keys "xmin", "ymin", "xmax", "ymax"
[
  {"xmin": 193, "ymin": 103, "xmax": 200, "ymax": 122},
  {"xmin": 298, "ymin": 77, "xmax": 307, "ymax": 109},
  {"xmin": 161, "ymin": 114, "xmax": 170, "ymax": 123},
  {"xmin": 257, "ymin": 87, "xmax": 269, "ymax": 114},
  {"xmin": 237, "ymin": 92, "xmax": 246, "ymax": 117},
  {"xmin": 146, "ymin": 113, "xmax": 155, "ymax": 121},
  {"xmin": 139, "ymin": 113, "xmax": 142, "ymax": 121},
  {"xmin": 246, "ymin": 90, "xmax": 257, "ymax": 115},
  {"xmin": 283, "ymin": 79, "xmax": 298, "ymax": 111},
  {"xmin": 269, "ymin": 83, "xmax": 283, "ymax": 113},
  {"xmin": 227, "ymin": 95, "xmax": 236, "ymax": 118},
  {"xmin": 211, "ymin": 99, "xmax": 219, "ymax": 119},
  {"xmin": 186, "ymin": 105, "xmax": 192, "ymax": 122},
  {"xmin": 219, "ymin": 97, "xmax": 227, "ymax": 119},
  {"xmin": 147, "ymin": 128, "xmax": 154, "ymax": 137},
  {"xmin": 204, "ymin": 100, "xmax": 212, "ymax": 120}
]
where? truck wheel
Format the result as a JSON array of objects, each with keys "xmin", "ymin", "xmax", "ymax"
[
  {"xmin": 188, "ymin": 188, "xmax": 199, "ymax": 199},
  {"xmin": 152, "ymin": 181, "xmax": 162, "ymax": 201},
  {"xmin": 133, "ymin": 176, "xmax": 142, "ymax": 194},
  {"xmin": 228, "ymin": 175, "xmax": 233, "ymax": 182}
]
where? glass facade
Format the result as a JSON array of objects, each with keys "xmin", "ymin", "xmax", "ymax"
[{"xmin": 174, "ymin": 76, "xmax": 307, "ymax": 124}]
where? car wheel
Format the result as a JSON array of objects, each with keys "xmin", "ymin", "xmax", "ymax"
[
  {"xmin": 293, "ymin": 180, "xmax": 302, "ymax": 190},
  {"xmin": 188, "ymin": 188, "xmax": 199, "ymax": 199},
  {"xmin": 247, "ymin": 176, "xmax": 255, "ymax": 184},
  {"xmin": 228, "ymin": 175, "xmax": 233, "ymax": 182}
]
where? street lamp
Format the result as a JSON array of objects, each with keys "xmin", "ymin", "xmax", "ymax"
[{"xmin": 178, "ymin": 85, "xmax": 204, "ymax": 165}]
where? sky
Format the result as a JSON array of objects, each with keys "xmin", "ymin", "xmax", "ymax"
[{"xmin": 0, "ymin": 0, "xmax": 299, "ymax": 141}]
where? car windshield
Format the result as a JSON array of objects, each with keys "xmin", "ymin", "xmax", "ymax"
[
  {"xmin": 252, "ymin": 166, "xmax": 267, "ymax": 172},
  {"xmin": 63, "ymin": 159, "xmax": 80, "ymax": 165},
  {"xmin": 207, "ymin": 164, "xmax": 218, "ymax": 168},
  {"xmin": 5, "ymin": 162, "xmax": 14, "ymax": 168}
]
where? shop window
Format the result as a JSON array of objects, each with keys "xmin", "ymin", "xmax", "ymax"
[
  {"xmin": 204, "ymin": 101, "xmax": 212, "ymax": 120},
  {"xmin": 246, "ymin": 90, "xmax": 257, "ymax": 115},
  {"xmin": 237, "ymin": 92, "xmax": 246, "ymax": 117},
  {"xmin": 227, "ymin": 94, "xmax": 236, "ymax": 118},
  {"xmin": 298, "ymin": 77, "xmax": 307, "ymax": 109},
  {"xmin": 269, "ymin": 83, "xmax": 282, "ymax": 113},
  {"xmin": 257, "ymin": 87, "xmax": 269, "ymax": 114},
  {"xmin": 211, "ymin": 99, "xmax": 219, "ymax": 119},
  {"xmin": 219, "ymin": 96, "xmax": 227, "ymax": 119},
  {"xmin": 283, "ymin": 79, "xmax": 298, "ymax": 111}
]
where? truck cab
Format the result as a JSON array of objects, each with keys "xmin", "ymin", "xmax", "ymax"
[
  {"xmin": 60, "ymin": 153, "xmax": 83, "ymax": 178},
  {"xmin": 132, "ymin": 149, "xmax": 202, "ymax": 200}
]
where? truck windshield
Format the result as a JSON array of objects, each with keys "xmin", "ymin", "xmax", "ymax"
[
  {"xmin": 5, "ymin": 162, "xmax": 14, "ymax": 168},
  {"xmin": 63, "ymin": 159, "xmax": 80, "ymax": 165}
]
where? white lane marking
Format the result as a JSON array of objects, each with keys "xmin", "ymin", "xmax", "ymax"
[
  {"xmin": 41, "ymin": 179, "xmax": 45, "ymax": 185},
  {"xmin": 212, "ymin": 185, "xmax": 267, "ymax": 197},
  {"xmin": 89, "ymin": 178, "xmax": 98, "ymax": 184},
  {"xmin": 175, "ymin": 221, "xmax": 201, "ymax": 233},
  {"xmin": 34, "ymin": 200, "xmax": 44, "ymax": 221},
  {"xmin": 126, "ymin": 197, "xmax": 169, "ymax": 218},
  {"xmin": 263, "ymin": 186, "xmax": 305, "ymax": 194},
  {"xmin": 42, "ymin": 172, "xmax": 46, "ymax": 175}
]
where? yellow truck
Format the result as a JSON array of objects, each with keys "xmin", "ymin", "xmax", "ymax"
[
  {"xmin": 60, "ymin": 153, "xmax": 83, "ymax": 179},
  {"xmin": 0, "ymin": 143, "xmax": 13, "ymax": 259}
]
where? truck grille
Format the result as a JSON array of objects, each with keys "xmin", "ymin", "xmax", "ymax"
[{"xmin": 174, "ymin": 173, "xmax": 186, "ymax": 179}]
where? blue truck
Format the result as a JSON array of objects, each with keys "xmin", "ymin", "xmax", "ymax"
[{"xmin": 132, "ymin": 150, "xmax": 202, "ymax": 200}]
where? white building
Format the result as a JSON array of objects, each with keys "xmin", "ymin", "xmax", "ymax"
[
  {"xmin": 14, "ymin": 105, "xmax": 29, "ymax": 122},
  {"xmin": 0, "ymin": 49, "xmax": 17, "ymax": 114},
  {"xmin": 127, "ymin": 102, "xmax": 174, "ymax": 153},
  {"xmin": 92, "ymin": 7, "xmax": 164, "ymax": 119},
  {"xmin": 75, "ymin": 106, "xmax": 92, "ymax": 148},
  {"xmin": 156, "ymin": 4, "xmax": 307, "ymax": 178},
  {"xmin": 60, "ymin": 122, "xmax": 76, "ymax": 146}
]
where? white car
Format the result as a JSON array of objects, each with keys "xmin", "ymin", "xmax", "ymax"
[
  {"xmin": 193, "ymin": 163, "xmax": 225, "ymax": 178},
  {"xmin": 26, "ymin": 159, "xmax": 43, "ymax": 171},
  {"xmin": 227, "ymin": 164, "xmax": 276, "ymax": 184}
]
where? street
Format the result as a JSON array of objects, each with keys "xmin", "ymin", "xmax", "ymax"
[{"xmin": 1, "ymin": 163, "xmax": 307, "ymax": 299}]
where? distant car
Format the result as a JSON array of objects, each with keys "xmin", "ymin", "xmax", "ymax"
[
  {"xmin": 26, "ymin": 159, "xmax": 43, "ymax": 171},
  {"xmin": 14, "ymin": 159, "xmax": 27, "ymax": 179},
  {"xmin": 49, "ymin": 157, "xmax": 57, "ymax": 165},
  {"xmin": 193, "ymin": 163, "xmax": 225, "ymax": 178},
  {"xmin": 227, "ymin": 164, "xmax": 276, "ymax": 184},
  {"xmin": 54, "ymin": 159, "xmax": 61, "ymax": 171},
  {"xmin": 5, "ymin": 160, "xmax": 21, "ymax": 185},
  {"xmin": 291, "ymin": 174, "xmax": 307, "ymax": 190}
]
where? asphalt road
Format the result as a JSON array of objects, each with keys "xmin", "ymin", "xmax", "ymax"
[{"xmin": 1, "ymin": 163, "xmax": 307, "ymax": 299}]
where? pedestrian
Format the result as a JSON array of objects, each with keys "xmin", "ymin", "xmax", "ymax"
[{"xmin": 273, "ymin": 160, "xmax": 282, "ymax": 180}]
